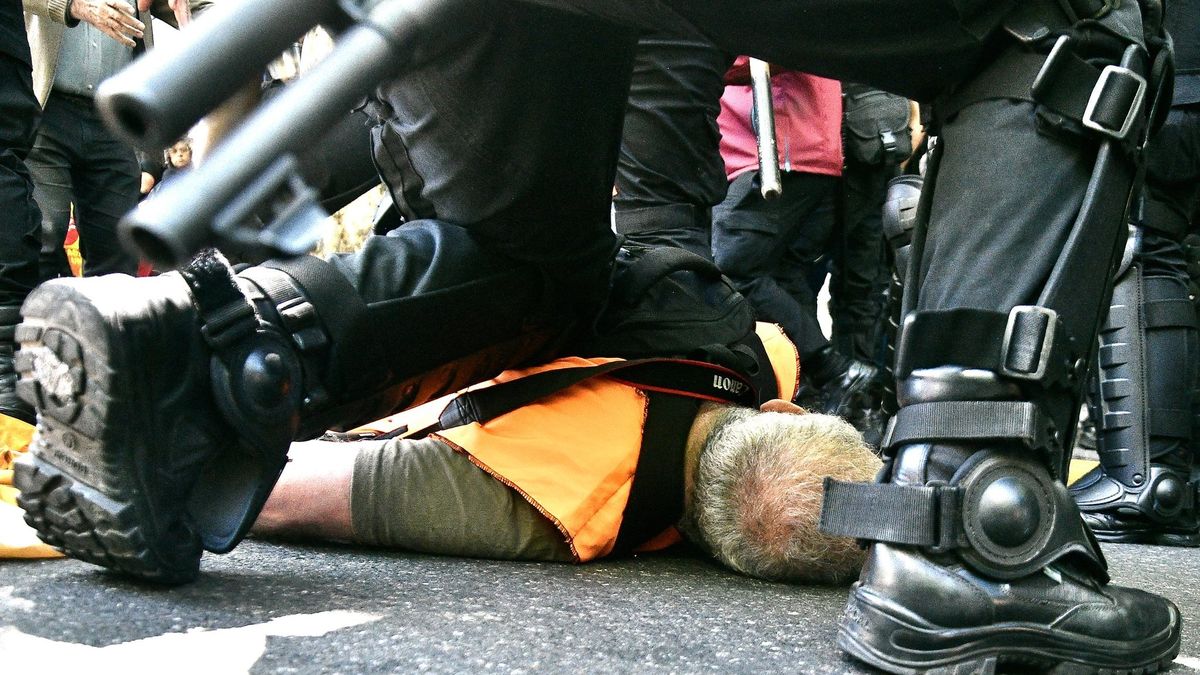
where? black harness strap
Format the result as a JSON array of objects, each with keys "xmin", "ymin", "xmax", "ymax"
[
  {"xmin": 611, "ymin": 393, "xmax": 700, "ymax": 554},
  {"xmin": 423, "ymin": 357, "xmax": 758, "ymax": 436},
  {"xmin": 939, "ymin": 35, "xmax": 1148, "ymax": 143}
]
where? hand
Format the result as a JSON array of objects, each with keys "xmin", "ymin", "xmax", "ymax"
[
  {"xmin": 138, "ymin": 0, "xmax": 190, "ymax": 28},
  {"xmin": 69, "ymin": 0, "xmax": 144, "ymax": 48}
]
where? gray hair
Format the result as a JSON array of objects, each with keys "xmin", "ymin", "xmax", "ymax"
[{"xmin": 680, "ymin": 406, "xmax": 881, "ymax": 584}]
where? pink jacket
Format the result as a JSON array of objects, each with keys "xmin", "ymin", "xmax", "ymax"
[{"xmin": 718, "ymin": 57, "xmax": 843, "ymax": 181}]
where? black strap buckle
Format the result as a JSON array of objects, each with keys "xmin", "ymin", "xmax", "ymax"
[
  {"xmin": 1083, "ymin": 64, "xmax": 1147, "ymax": 140},
  {"xmin": 1000, "ymin": 305, "xmax": 1058, "ymax": 381},
  {"xmin": 1032, "ymin": 35, "xmax": 1147, "ymax": 141}
]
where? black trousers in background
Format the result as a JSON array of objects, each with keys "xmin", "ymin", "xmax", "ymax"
[
  {"xmin": 0, "ymin": 50, "xmax": 42, "ymax": 308},
  {"xmin": 829, "ymin": 160, "xmax": 899, "ymax": 365},
  {"xmin": 27, "ymin": 91, "xmax": 140, "ymax": 278},
  {"xmin": 712, "ymin": 170, "xmax": 838, "ymax": 361}
]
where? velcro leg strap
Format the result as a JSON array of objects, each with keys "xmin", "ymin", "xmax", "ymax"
[
  {"xmin": 1144, "ymin": 298, "xmax": 1198, "ymax": 329},
  {"xmin": 820, "ymin": 451, "xmax": 1109, "ymax": 581},
  {"xmin": 1138, "ymin": 198, "xmax": 1191, "ymax": 239},
  {"xmin": 819, "ymin": 479, "xmax": 966, "ymax": 549},
  {"xmin": 262, "ymin": 255, "xmax": 382, "ymax": 397},
  {"xmin": 882, "ymin": 400, "xmax": 1055, "ymax": 453}
]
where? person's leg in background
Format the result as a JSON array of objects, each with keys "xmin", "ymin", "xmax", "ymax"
[
  {"xmin": 828, "ymin": 84, "xmax": 912, "ymax": 370},
  {"xmin": 68, "ymin": 95, "xmax": 141, "ymax": 276},
  {"xmin": 0, "ymin": 6, "xmax": 43, "ymax": 425},
  {"xmin": 715, "ymin": 169, "xmax": 880, "ymax": 423},
  {"xmin": 1071, "ymin": 102, "xmax": 1200, "ymax": 546},
  {"xmin": 774, "ymin": 174, "xmax": 838, "ymax": 327},
  {"xmin": 712, "ymin": 171, "xmax": 832, "ymax": 365},
  {"xmin": 829, "ymin": 159, "xmax": 894, "ymax": 368},
  {"xmin": 24, "ymin": 97, "xmax": 74, "ymax": 281}
]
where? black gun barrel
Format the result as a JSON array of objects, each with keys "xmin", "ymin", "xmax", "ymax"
[
  {"xmin": 96, "ymin": 0, "xmax": 344, "ymax": 151},
  {"xmin": 122, "ymin": 24, "xmax": 399, "ymax": 266}
]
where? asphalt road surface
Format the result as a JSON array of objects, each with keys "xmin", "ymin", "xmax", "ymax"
[{"xmin": 2, "ymin": 538, "xmax": 1198, "ymax": 674}]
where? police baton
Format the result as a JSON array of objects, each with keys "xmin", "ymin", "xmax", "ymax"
[{"xmin": 749, "ymin": 58, "xmax": 782, "ymax": 200}]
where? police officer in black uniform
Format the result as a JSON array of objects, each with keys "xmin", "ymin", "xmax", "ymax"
[
  {"xmin": 1071, "ymin": 0, "xmax": 1200, "ymax": 546},
  {"xmin": 11, "ymin": 1, "xmax": 1184, "ymax": 673}
]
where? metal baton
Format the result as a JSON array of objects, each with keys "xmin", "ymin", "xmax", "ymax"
[{"xmin": 749, "ymin": 58, "xmax": 782, "ymax": 200}]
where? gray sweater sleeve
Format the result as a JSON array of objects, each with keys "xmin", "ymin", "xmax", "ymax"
[{"xmin": 350, "ymin": 436, "xmax": 574, "ymax": 562}]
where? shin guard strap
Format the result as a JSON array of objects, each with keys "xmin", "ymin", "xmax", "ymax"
[
  {"xmin": 882, "ymin": 400, "xmax": 1056, "ymax": 453},
  {"xmin": 821, "ymin": 452, "xmax": 1108, "ymax": 580},
  {"xmin": 820, "ymin": 480, "xmax": 966, "ymax": 550},
  {"xmin": 896, "ymin": 306, "xmax": 1081, "ymax": 388},
  {"xmin": 180, "ymin": 249, "xmax": 258, "ymax": 349}
]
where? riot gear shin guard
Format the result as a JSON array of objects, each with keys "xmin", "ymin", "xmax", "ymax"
[
  {"xmin": 1071, "ymin": 257, "xmax": 1200, "ymax": 545},
  {"xmin": 879, "ymin": 173, "xmax": 923, "ymax": 417}
]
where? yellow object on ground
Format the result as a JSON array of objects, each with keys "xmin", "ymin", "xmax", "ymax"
[
  {"xmin": 1068, "ymin": 458, "xmax": 1099, "ymax": 486},
  {"xmin": 0, "ymin": 415, "xmax": 63, "ymax": 558}
]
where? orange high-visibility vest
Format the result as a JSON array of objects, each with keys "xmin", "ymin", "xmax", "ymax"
[{"xmin": 434, "ymin": 323, "xmax": 800, "ymax": 561}]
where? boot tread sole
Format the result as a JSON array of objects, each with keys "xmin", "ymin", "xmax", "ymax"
[{"xmin": 13, "ymin": 281, "xmax": 201, "ymax": 585}]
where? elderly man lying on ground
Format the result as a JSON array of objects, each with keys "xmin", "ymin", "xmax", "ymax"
[{"xmin": 251, "ymin": 334, "xmax": 879, "ymax": 584}]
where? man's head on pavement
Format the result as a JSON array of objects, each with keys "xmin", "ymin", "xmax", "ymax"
[{"xmin": 680, "ymin": 402, "xmax": 880, "ymax": 585}]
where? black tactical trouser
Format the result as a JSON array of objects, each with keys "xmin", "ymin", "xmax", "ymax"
[
  {"xmin": 712, "ymin": 170, "xmax": 838, "ymax": 361},
  {"xmin": 830, "ymin": 159, "xmax": 899, "ymax": 365},
  {"xmin": 612, "ymin": 33, "xmax": 731, "ymax": 260}
]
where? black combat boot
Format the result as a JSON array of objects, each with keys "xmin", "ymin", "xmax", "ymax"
[
  {"xmin": 822, "ymin": 363, "xmax": 1182, "ymax": 673},
  {"xmin": 0, "ymin": 306, "xmax": 35, "ymax": 424},
  {"xmin": 804, "ymin": 344, "xmax": 884, "ymax": 445},
  {"xmin": 12, "ymin": 252, "xmax": 317, "ymax": 583}
]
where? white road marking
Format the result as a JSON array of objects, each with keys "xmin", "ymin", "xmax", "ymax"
[
  {"xmin": 1176, "ymin": 655, "xmax": 1200, "ymax": 671},
  {"xmin": 0, "ymin": 610, "xmax": 379, "ymax": 674},
  {"xmin": 0, "ymin": 586, "xmax": 35, "ymax": 612}
]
